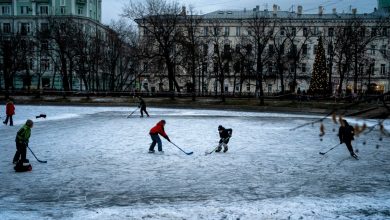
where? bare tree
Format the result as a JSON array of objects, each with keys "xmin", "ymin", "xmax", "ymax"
[
  {"xmin": 246, "ymin": 10, "xmax": 275, "ymax": 104},
  {"xmin": 123, "ymin": 0, "xmax": 183, "ymax": 97},
  {"xmin": 178, "ymin": 6, "xmax": 203, "ymax": 100}
]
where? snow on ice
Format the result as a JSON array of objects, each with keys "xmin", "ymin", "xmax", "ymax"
[{"xmin": 0, "ymin": 105, "xmax": 389, "ymax": 219}]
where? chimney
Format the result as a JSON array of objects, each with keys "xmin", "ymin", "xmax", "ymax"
[
  {"xmin": 256, "ymin": 5, "xmax": 260, "ymax": 11},
  {"xmin": 352, "ymin": 8, "xmax": 357, "ymax": 15},
  {"xmin": 297, "ymin": 5, "xmax": 302, "ymax": 15},
  {"xmin": 318, "ymin": 6, "xmax": 323, "ymax": 15},
  {"xmin": 332, "ymin": 8, "xmax": 337, "ymax": 14},
  {"xmin": 181, "ymin": 6, "xmax": 186, "ymax": 15},
  {"xmin": 273, "ymin": 4, "xmax": 278, "ymax": 15}
]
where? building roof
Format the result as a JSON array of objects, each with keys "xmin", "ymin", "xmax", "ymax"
[{"xmin": 201, "ymin": 9, "xmax": 390, "ymax": 21}]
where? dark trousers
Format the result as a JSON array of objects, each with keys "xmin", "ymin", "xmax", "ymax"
[
  {"xmin": 3, "ymin": 115, "xmax": 13, "ymax": 126},
  {"xmin": 219, "ymin": 137, "xmax": 230, "ymax": 144},
  {"xmin": 13, "ymin": 142, "xmax": 27, "ymax": 163},
  {"xmin": 344, "ymin": 141, "xmax": 355, "ymax": 156},
  {"xmin": 140, "ymin": 107, "xmax": 149, "ymax": 117},
  {"xmin": 149, "ymin": 134, "xmax": 162, "ymax": 151}
]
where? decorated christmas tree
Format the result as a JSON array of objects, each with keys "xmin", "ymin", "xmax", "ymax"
[{"xmin": 308, "ymin": 36, "xmax": 328, "ymax": 95}]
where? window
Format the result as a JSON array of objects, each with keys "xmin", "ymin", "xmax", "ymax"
[
  {"xmin": 268, "ymin": 44, "xmax": 274, "ymax": 55},
  {"xmin": 1, "ymin": 5, "xmax": 11, "ymax": 15},
  {"xmin": 40, "ymin": 59, "xmax": 50, "ymax": 71},
  {"xmin": 381, "ymin": 45, "xmax": 387, "ymax": 55},
  {"xmin": 246, "ymin": 83, "xmax": 250, "ymax": 92},
  {"xmin": 301, "ymin": 63, "xmax": 306, "ymax": 73},
  {"xmin": 203, "ymin": 26, "xmax": 208, "ymax": 36},
  {"xmin": 225, "ymin": 85, "xmax": 229, "ymax": 92},
  {"xmin": 371, "ymin": 45, "xmax": 376, "ymax": 55},
  {"xmin": 41, "ymin": 40, "xmax": 48, "ymax": 51},
  {"xmin": 247, "ymin": 29, "xmax": 252, "ymax": 35},
  {"xmin": 214, "ymin": 44, "xmax": 219, "ymax": 53},
  {"xmin": 236, "ymin": 27, "xmax": 241, "ymax": 36},
  {"xmin": 40, "ymin": 23, "xmax": 48, "ymax": 32},
  {"xmin": 203, "ymin": 44, "xmax": 208, "ymax": 57},
  {"xmin": 360, "ymin": 28, "xmax": 366, "ymax": 37},
  {"xmin": 291, "ymin": 27, "xmax": 296, "ymax": 36},
  {"xmin": 42, "ymin": 78, "xmax": 50, "ymax": 88},
  {"xmin": 302, "ymin": 44, "xmax": 307, "ymax": 55},
  {"xmin": 303, "ymin": 27, "xmax": 308, "ymax": 37},
  {"xmin": 60, "ymin": 0, "xmax": 66, "ymax": 6},
  {"xmin": 20, "ymin": 23, "xmax": 30, "ymax": 35},
  {"xmin": 78, "ymin": 7, "xmax": 83, "ymax": 15},
  {"xmin": 383, "ymin": 28, "xmax": 388, "ymax": 37},
  {"xmin": 268, "ymin": 64, "xmax": 273, "ymax": 74},
  {"xmin": 371, "ymin": 28, "xmax": 377, "ymax": 37},
  {"xmin": 40, "ymin": 6, "xmax": 49, "ymax": 15},
  {"xmin": 224, "ymin": 27, "xmax": 230, "ymax": 36},
  {"xmin": 328, "ymin": 44, "xmax": 333, "ymax": 55},
  {"xmin": 313, "ymin": 27, "xmax": 319, "ymax": 35},
  {"xmin": 213, "ymin": 27, "xmax": 219, "ymax": 36},
  {"xmin": 268, "ymin": 84, "xmax": 272, "ymax": 93},
  {"xmin": 3, "ymin": 23, "xmax": 11, "ymax": 33},
  {"xmin": 20, "ymin": 6, "xmax": 29, "ymax": 14},
  {"xmin": 381, "ymin": 64, "xmax": 386, "ymax": 75},
  {"xmin": 328, "ymin": 27, "xmax": 334, "ymax": 37},
  {"xmin": 280, "ymin": 27, "xmax": 285, "ymax": 35},
  {"xmin": 313, "ymin": 45, "xmax": 318, "ymax": 54},
  {"xmin": 213, "ymin": 62, "xmax": 218, "ymax": 73},
  {"xmin": 60, "ymin": 6, "xmax": 66, "ymax": 14}
]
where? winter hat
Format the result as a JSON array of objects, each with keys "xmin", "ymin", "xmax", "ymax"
[
  {"xmin": 26, "ymin": 119, "xmax": 34, "ymax": 127},
  {"xmin": 218, "ymin": 125, "xmax": 224, "ymax": 130}
]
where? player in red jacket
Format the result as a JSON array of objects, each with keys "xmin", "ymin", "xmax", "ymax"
[
  {"xmin": 3, "ymin": 99, "xmax": 15, "ymax": 126},
  {"xmin": 149, "ymin": 120, "xmax": 170, "ymax": 153}
]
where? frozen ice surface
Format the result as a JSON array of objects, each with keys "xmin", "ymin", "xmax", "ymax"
[{"xmin": 1, "ymin": 105, "xmax": 389, "ymax": 219}]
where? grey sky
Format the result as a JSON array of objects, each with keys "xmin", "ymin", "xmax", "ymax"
[{"xmin": 102, "ymin": 0, "xmax": 377, "ymax": 24}]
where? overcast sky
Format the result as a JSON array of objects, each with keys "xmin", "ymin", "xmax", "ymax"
[{"xmin": 102, "ymin": 0, "xmax": 377, "ymax": 25}]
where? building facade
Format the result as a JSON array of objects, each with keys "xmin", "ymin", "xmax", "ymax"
[
  {"xmin": 0, "ymin": 0, "xmax": 106, "ymax": 90},
  {"xmin": 137, "ymin": 4, "xmax": 390, "ymax": 96}
]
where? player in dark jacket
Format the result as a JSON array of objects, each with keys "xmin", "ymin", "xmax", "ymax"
[
  {"xmin": 216, "ymin": 125, "xmax": 233, "ymax": 153},
  {"xmin": 138, "ymin": 96, "xmax": 150, "ymax": 117},
  {"xmin": 338, "ymin": 119, "xmax": 358, "ymax": 159},
  {"xmin": 149, "ymin": 120, "xmax": 170, "ymax": 153}
]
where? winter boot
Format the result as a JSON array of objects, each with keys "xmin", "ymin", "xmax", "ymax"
[
  {"xmin": 223, "ymin": 146, "xmax": 228, "ymax": 153},
  {"xmin": 148, "ymin": 150, "xmax": 155, "ymax": 153},
  {"xmin": 215, "ymin": 146, "xmax": 222, "ymax": 153}
]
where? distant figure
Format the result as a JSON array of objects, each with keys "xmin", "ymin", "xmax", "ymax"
[
  {"xmin": 13, "ymin": 119, "xmax": 34, "ymax": 164},
  {"xmin": 138, "ymin": 96, "xmax": 150, "ymax": 117},
  {"xmin": 338, "ymin": 119, "xmax": 358, "ymax": 159},
  {"xmin": 148, "ymin": 120, "xmax": 170, "ymax": 153},
  {"xmin": 216, "ymin": 125, "xmax": 233, "ymax": 153},
  {"xmin": 3, "ymin": 99, "xmax": 15, "ymax": 126}
]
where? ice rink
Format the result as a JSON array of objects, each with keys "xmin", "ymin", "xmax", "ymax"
[{"xmin": 1, "ymin": 105, "xmax": 389, "ymax": 219}]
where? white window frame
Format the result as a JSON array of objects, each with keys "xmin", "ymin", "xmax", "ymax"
[
  {"xmin": 40, "ymin": 5, "xmax": 49, "ymax": 15},
  {"xmin": 60, "ymin": 0, "xmax": 66, "ymax": 6},
  {"xmin": 381, "ymin": 64, "xmax": 386, "ymax": 75},
  {"xmin": 3, "ymin": 23, "xmax": 11, "ymax": 33},
  {"xmin": 1, "ymin": 5, "xmax": 11, "ymax": 15}
]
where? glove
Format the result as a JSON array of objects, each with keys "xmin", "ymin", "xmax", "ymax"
[{"xmin": 166, "ymin": 136, "xmax": 171, "ymax": 142}]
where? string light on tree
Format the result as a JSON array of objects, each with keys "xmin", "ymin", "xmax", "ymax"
[{"xmin": 309, "ymin": 36, "xmax": 328, "ymax": 95}]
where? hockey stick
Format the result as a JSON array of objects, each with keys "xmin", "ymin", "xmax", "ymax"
[
  {"xmin": 169, "ymin": 141, "xmax": 193, "ymax": 155},
  {"xmin": 205, "ymin": 143, "xmax": 222, "ymax": 155},
  {"xmin": 126, "ymin": 107, "xmax": 139, "ymax": 118},
  {"xmin": 319, "ymin": 143, "xmax": 341, "ymax": 155},
  {"xmin": 28, "ymin": 146, "xmax": 47, "ymax": 163}
]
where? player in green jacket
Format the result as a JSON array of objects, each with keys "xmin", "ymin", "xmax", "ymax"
[{"xmin": 13, "ymin": 119, "xmax": 33, "ymax": 164}]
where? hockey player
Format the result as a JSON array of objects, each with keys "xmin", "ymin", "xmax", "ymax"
[{"xmin": 216, "ymin": 125, "xmax": 232, "ymax": 153}]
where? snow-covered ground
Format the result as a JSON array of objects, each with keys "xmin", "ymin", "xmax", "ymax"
[{"xmin": 0, "ymin": 106, "xmax": 389, "ymax": 220}]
